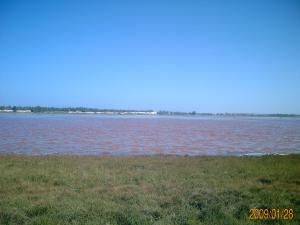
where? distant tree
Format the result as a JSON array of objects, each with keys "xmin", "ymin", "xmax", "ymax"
[
  {"xmin": 12, "ymin": 106, "xmax": 17, "ymax": 112},
  {"xmin": 32, "ymin": 106, "xmax": 42, "ymax": 113}
]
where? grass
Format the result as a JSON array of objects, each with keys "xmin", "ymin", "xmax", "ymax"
[{"xmin": 0, "ymin": 155, "xmax": 299, "ymax": 225}]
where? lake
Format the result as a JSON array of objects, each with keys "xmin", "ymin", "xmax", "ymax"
[{"xmin": 0, "ymin": 113, "xmax": 300, "ymax": 156}]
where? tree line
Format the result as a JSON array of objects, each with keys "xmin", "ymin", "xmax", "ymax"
[
  {"xmin": 0, "ymin": 106, "xmax": 154, "ymax": 113},
  {"xmin": 0, "ymin": 106, "xmax": 299, "ymax": 117}
]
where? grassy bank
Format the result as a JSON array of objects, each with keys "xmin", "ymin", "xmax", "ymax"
[{"xmin": 0, "ymin": 155, "xmax": 299, "ymax": 225}]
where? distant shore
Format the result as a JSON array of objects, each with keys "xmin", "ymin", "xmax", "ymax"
[{"xmin": 1, "ymin": 106, "xmax": 299, "ymax": 117}]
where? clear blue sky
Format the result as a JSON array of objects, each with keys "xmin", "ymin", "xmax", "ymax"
[{"xmin": 1, "ymin": 0, "xmax": 300, "ymax": 113}]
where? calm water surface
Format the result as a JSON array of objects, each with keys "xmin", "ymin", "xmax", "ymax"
[{"xmin": 0, "ymin": 114, "xmax": 300, "ymax": 156}]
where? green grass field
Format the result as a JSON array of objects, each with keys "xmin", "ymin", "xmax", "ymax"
[{"xmin": 0, "ymin": 155, "xmax": 299, "ymax": 225}]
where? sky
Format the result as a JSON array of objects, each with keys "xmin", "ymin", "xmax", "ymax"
[{"xmin": 0, "ymin": 0, "xmax": 300, "ymax": 114}]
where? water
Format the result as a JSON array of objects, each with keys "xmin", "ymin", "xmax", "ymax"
[{"xmin": 0, "ymin": 113, "xmax": 300, "ymax": 156}]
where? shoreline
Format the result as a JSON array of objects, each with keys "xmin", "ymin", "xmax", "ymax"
[
  {"xmin": 1, "ymin": 112, "xmax": 300, "ymax": 122},
  {"xmin": 1, "ymin": 109, "xmax": 300, "ymax": 118},
  {"xmin": 0, "ymin": 152, "xmax": 299, "ymax": 157}
]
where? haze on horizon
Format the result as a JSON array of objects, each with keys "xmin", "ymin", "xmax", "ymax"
[{"xmin": 0, "ymin": 0, "xmax": 300, "ymax": 114}]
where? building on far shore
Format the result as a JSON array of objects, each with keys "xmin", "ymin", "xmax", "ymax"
[
  {"xmin": 0, "ymin": 109, "xmax": 32, "ymax": 113},
  {"xmin": 68, "ymin": 111, "xmax": 158, "ymax": 115},
  {"xmin": 119, "ymin": 111, "xmax": 157, "ymax": 115},
  {"xmin": 16, "ymin": 110, "xmax": 31, "ymax": 113},
  {"xmin": 0, "ymin": 109, "xmax": 13, "ymax": 112}
]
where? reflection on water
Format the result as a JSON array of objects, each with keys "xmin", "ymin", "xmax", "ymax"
[{"xmin": 0, "ymin": 114, "xmax": 300, "ymax": 156}]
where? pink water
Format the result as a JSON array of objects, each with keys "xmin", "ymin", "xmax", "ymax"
[{"xmin": 0, "ymin": 114, "xmax": 300, "ymax": 156}]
